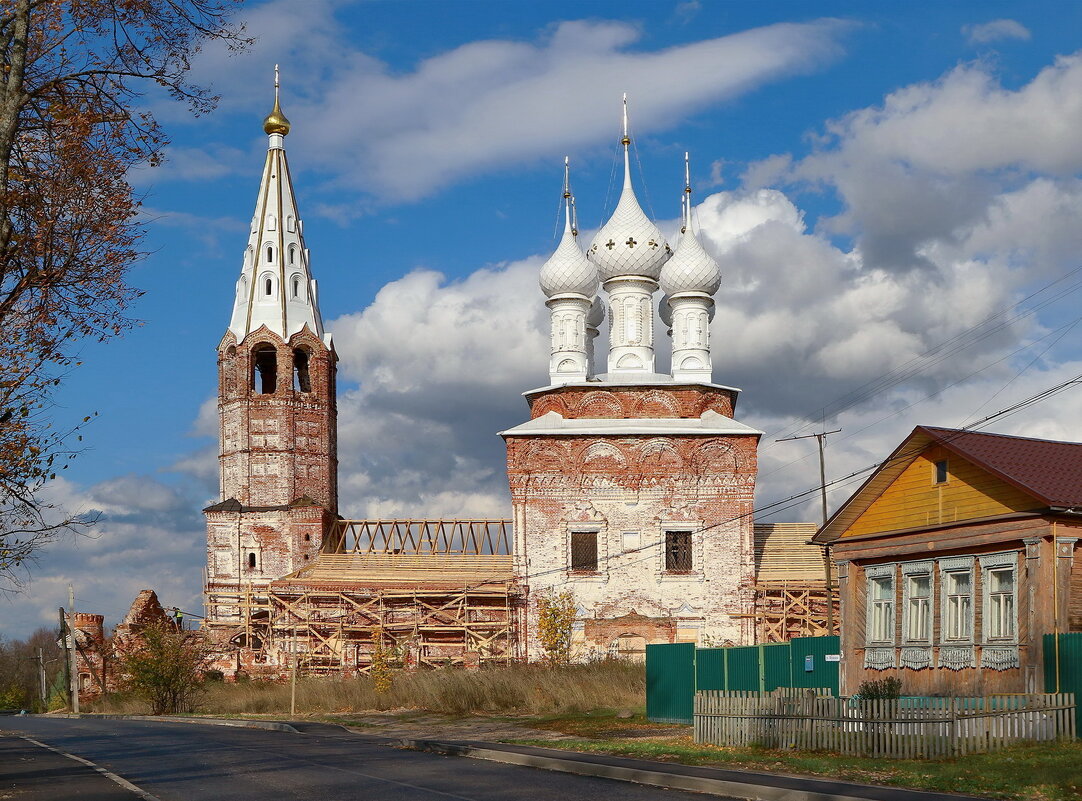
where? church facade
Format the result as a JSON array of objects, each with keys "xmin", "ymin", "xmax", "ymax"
[{"xmin": 202, "ymin": 83, "xmax": 826, "ymax": 673}]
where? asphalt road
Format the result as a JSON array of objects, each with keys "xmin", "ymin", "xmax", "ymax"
[{"xmin": 0, "ymin": 717, "xmax": 728, "ymax": 801}]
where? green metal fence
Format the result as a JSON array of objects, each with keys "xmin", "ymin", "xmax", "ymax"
[
  {"xmin": 646, "ymin": 642, "xmax": 695, "ymax": 723},
  {"xmin": 1044, "ymin": 633, "xmax": 1082, "ymax": 736},
  {"xmin": 646, "ymin": 636, "xmax": 840, "ymax": 724}
]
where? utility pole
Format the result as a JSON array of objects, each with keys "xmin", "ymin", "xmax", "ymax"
[
  {"xmin": 37, "ymin": 648, "xmax": 46, "ymax": 709},
  {"xmin": 776, "ymin": 429, "xmax": 841, "ymax": 635},
  {"xmin": 58, "ymin": 608, "xmax": 72, "ymax": 712},
  {"xmin": 67, "ymin": 584, "xmax": 80, "ymax": 714}
]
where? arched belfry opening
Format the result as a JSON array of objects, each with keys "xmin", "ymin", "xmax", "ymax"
[
  {"xmin": 293, "ymin": 348, "xmax": 311, "ymax": 393},
  {"xmin": 252, "ymin": 344, "xmax": 277, "ymax": 394}
]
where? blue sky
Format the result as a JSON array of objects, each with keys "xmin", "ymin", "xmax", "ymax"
[{"xmin": 5, "ymin": 0, "xmax": 1082, "ymax": 635}]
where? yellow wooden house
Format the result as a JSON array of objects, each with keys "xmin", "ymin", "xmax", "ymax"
[{"xmin": 814, "ymin": 426, "xmax": 1082, "ymax": 696}]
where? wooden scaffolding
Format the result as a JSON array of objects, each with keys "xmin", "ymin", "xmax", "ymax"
[
  {"xmin": 205, "ymin": 520, "xmax": 520, "ymax": 674},
  {"xmin": 751, "ymin": 523, "xmax": 838, "ymax": 643}
]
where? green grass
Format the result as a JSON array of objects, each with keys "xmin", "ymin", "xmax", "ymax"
[{"xmin": 508, "ymin": 712, "xmax": 1082, "ymax": 801}]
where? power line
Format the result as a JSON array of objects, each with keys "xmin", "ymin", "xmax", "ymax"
[{"xmin": 504, "ymin": 367, "xmax": 1082, "ymax": 591}]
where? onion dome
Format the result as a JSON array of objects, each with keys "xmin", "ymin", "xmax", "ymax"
[
  {"xmin": 659, "ymin": 293, "xmax": 672, "ymax": 329},
  {"xmin": 263, "ymin": 64, "xmax": 291, "ymax": 136},
  {"xmin": 540, "ymin": 158, "xmax": 598, "ymax": 298},
  {"xmin": 587, "ymin": 295, "xmax": 606, "ymax": 329},
  {"xmin": 660, "ymin": 153, "xmax": 721, "ymax": 296},
  {"xmin": 588, "ymin": 95, "xmax": 671, "ymax": 282}
]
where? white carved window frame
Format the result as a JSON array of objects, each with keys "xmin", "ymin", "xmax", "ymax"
[
  {"xmin": 901, "ymin": 560, "xmax": 934, "ymax": 645},
  {"xmin": 566, "ymin": 524, "xmax": 604, "ymax": 579},
  {"xmin": 864, "ymin": 563, "xmax": 896, "ymax": 646},
  {"xmin": 980, "ymin": 551, "xmax": 1019, "ymax": 644},
  {"xmin": 939, "ymin": 555, "xmax": 975, "ymax": 644}
]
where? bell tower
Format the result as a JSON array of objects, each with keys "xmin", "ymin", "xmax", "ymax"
[{"xmin": 205, "ymin": 68, "xmax": 338, "ymax": 630}]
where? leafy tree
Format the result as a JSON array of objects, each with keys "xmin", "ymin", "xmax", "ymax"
[
  {"xmin": 536, "ymin": 590, "xmax": 577, "ymax": 665},
  {"xmin": 0, "ymin": 0, "xmax": 247, "ymax": 587},
  {"xmin": 118, "ymin": 621, "xmax": 212, "ymax": 714},
  {"xmin": 0, "ymin": 625, "xmax": 64, "ymax": 710},
  {"xmin": 369, "ymin": 630, "xmax": 393, "ymax": 694}
]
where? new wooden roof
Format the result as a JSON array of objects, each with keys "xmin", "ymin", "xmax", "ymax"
[
  {"xmin": 272, "ymin": 553, "xmax": 515, "ymax": 591},
  {"xmin": 753, "ymin": 522, "xmax": 825, "ymax": 582},
  {"xmin": 814, "ymin": 425, "xmax": 1082, "ymax": 543}
]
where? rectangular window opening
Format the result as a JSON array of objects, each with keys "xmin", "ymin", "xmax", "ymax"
[
  {"xmin": 570, "ymin": 531, "xmax": 598, "ymax": 572},
  {"xmin": 934, "ymin": 459, "xmax": 948, "ymax": 484},
  {"xmin": 987, "ymin": 566, "xmax": 1016, "ymax": 640},
  {"xmin": 868, "ymin": 575, "xmax": 895, "ymax": 644},
  {"xmin": 906, "ymin": 574, "xmax": 931, "ymax": 641},
  {"xmin": 665, "ymin": 531, "xmax": 693, "ymax": 572},
  {"xmin": 944, "ymin": 570, "xmax": 973, "ymax": 641}
]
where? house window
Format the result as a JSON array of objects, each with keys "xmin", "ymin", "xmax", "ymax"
[
  {"xmin": 934, "ymin": 459, "xmax": 948, "ymax": 484},
  {"xmin": 247, "ymin": 552, "xmax": 256, "ymax": 570},
  {"xmin": 986, "ymin": 566, "xmax": 1016, "ymax": 639},
  {"xmin": 570, "ymin": 531, "xmax": 598, "ymax": 572},
  {"xmin": 943, "ymin": 569, "xmax": 973, "ymax": 640},
  {"xmin": 665, "ymin": 531, "xmax": 692, "ymax": 572},
  {"xmin": 868, "ymin": 575, "xmax": 894, "ymax": 643},
  {"xmin": 905, "ymin": 573, "xmax": 931, "ymax": 641}
]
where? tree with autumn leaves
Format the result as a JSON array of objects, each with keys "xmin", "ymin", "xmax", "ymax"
[{"xmin": 0, "ymin": 0, "xmax": 247, "ymax": 587}]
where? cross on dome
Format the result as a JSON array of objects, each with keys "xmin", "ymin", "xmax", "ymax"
[
  {"xmin": 263, "ymin": 64, "xmax": 291, "ymax": 136},
  {"xmin": 660, "ymin": 152, "xmax": 722, "ymax": 297},
  {"xmin": 587, "ymin": 94, "xmax": 671, "ymax": 282},
  {"xmin": 539, "ymin": 157, "xmax": 598, "ymax": 299}
]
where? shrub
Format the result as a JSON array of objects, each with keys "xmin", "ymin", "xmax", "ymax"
[
  {"xmin": 855, "ymin": 676, "xmax": 902, "ymax": 700},
  {"xmin": 118, "ymin": 622, "xmax": 212, "ymax": 714}
]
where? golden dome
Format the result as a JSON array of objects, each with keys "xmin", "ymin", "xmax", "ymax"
[{"xmin": 263, "ymin": 96, "xmax": 291, "ymax": 136}]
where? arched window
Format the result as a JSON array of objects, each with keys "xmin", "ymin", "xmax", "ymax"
[
  {"xmin": 237, "ymin": 275, "xmax": 247, "ymax": 303},
  {"xmin": 289, "ymin": 245, "xmax": 297, "ymax": 265},
  {"xmin": 290, "ymin": 274, "xmax": 304, "ymax": 300},
  {"xmin": 247, "ymin": 552, "xmax": 256, "ymax": 570},
  {"xmin": 259, "ymin": 272, "xmax": 276, "ymax": 299},
  {"xmin": 293, "ymin": 348, "xmax": 311, "ymax": 393},
  {"xmin": 252, "ymin": 344, "xmax": 277, "ymax": 394},
  {"xmin": 266, "ymin": 245, "xmax": 273, "ymax": 262},
  {"xmin": 287, "ymin": 215, "xmax": 296, "ymax": 233}
]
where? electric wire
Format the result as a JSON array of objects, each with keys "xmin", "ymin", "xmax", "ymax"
[
  {"xmin": 499, "ymin": 368, "xmax": 1082, "ymax": 590},
  {"xmin": 767, "ymin": 265, "xmax": 1082, "ymax": 446}
]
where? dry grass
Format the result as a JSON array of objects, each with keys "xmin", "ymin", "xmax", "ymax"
[{"xmin": 89, "ymin": 660, "xmax": 645, "ymax": 717}]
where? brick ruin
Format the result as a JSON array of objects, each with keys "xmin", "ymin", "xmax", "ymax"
[
  {"xmin": 71, "ymin": 589, "xmax": 173, "ymax": 703},
  {"xmin": 198, "ymin": 93, "xmax": 836, "ymax": 677}
]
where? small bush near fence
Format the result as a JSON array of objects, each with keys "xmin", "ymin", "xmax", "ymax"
[
  {"xmin": 694, "ymin": 690, "xmax": 1075, "ymax": 758},
  {"xmin": 854, "ymin": 677, "xmax": 901, "ymax": 700}
]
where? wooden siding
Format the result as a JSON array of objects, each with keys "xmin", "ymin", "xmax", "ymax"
[{"xmin": 842, "ymin": 445, "xmax": 1039, "ymax": 539}]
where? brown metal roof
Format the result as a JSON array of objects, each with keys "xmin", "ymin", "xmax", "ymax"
[
  {"xmin": 919, "ymin": 426, "xmax": 1082, "ymax": 508},
  {"xmin": 814, "ymin": 425, "xmax": 1082, "ymax": 543}
]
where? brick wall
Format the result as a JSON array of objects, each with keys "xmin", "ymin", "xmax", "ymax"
[{"xmin": 507, "ymin": 385, "xmax": 759, "ymax": 660}]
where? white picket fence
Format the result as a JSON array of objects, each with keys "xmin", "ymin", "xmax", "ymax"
[{"xmin": 694, "ymin": 690, "xmax": 1075, "ymax": 757}]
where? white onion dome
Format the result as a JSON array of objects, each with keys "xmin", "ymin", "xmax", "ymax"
[
  {"xmin": 539, "ymin": 221, "xmax": 597, "ymax": 298},
  {"xmin": 587, "ymin": 295, "xmax": 606, "ymax": 328},
  {"xmin": 659, "ymin": 226, "xmax": 722, "ymax": 295},
  {"xmin": 588, "ymin": 177, "xmax": 671, "ymax": 281}
]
